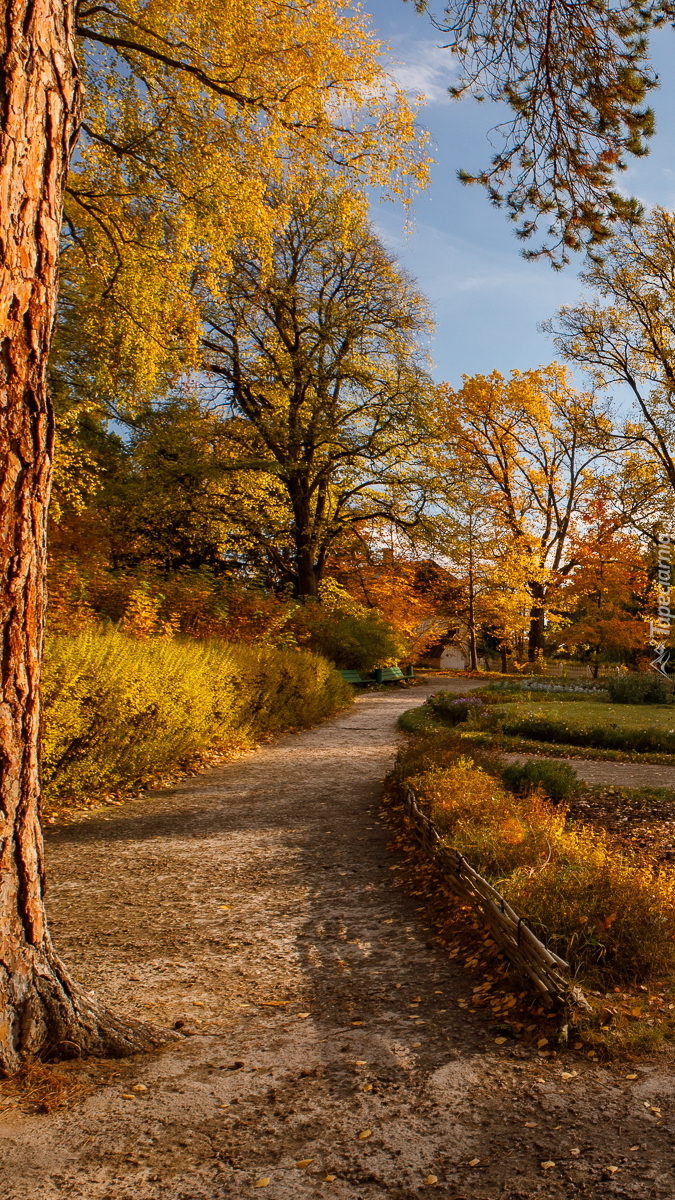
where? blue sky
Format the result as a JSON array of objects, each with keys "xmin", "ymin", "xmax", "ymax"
[{"xmin": 364, "ymin": 2, "xmax": 675, "ymax": 387}]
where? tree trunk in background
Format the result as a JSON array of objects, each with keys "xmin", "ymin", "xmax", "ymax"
[
  {"xmin": 527, "ymin": 583, "xmax": 546, "ymax": 662},
  {"xmin": 0, "ymin": 0, "xmax": 163, "ymax": 1072}
]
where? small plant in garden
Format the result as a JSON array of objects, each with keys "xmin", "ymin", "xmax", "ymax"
[
  {"xmin": 425, "ymin": 693, "xmax": 484, "ymax": 726},
  {"xmin": 501, "ymin": 758, "xmax": 578, "ymax": 803}
]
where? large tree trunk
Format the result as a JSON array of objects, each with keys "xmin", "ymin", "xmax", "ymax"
[
  {"xmin": 0, "ymin": 0, "xmax": 166, "ymax": 1073},
  {"xmin": 527, "ymin": 583, "xmax": 546, "ymax": 662}
]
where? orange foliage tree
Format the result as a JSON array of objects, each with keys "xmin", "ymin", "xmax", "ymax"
[{"xmin": 548, "ymin": 496, "xmax": 650, "ymax": 676}]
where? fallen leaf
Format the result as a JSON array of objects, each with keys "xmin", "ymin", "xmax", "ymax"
[
  {"xmin": 357, "ymin": 1129, "xmax": 372, "ymax": 1140},
  {"xmin": 132, "ymin": 1084, "xmax": 147, "ymax": 1092},
  {"xmin": 355, "ymin": 1059, "xmax": 367, "ymax": 1065},
  {"xmin": 524, "ymin": 1122, "xmax": 537, "ymax": 1128},
  {"xmin": 351, "ymin": 1021, "xmax": 363, "ymax": 1026},
  {"xmin": 541, "ymin": 1161, "xmax": 556, "ymax": 1170},
  {"xmin": 629, "ymin": 1146, "xmax": 640, "ymax": 1151},
  {"xmin": 120, "ymin": 1094, "xmax": 135, "ymax": 1100},
  {"xmin": 362, "ymin": 1083, "xmax": 373, "ymax": 1092},
  {"xmin": 468, "ymin": 1158, "xmax": 480, "ymax": 1167},
  {"xmin": 296, "ymin": 1159, "xmax": 313, "ymax": 1168},
  {"xmin": 193, "ymin": 1000, "xmax": 204, "ymax": 1006},
  {"xmin": 424, "ymin": 1175, "xmax": 438, "ymax": 1185},
  {"xmin": 259, "ymin": 1001, "xmax": 289, "ymax": 1008},
  {"xmin": 570, "ymin": 1149, "xmax": 580, "ymax": 1156},
  {"xmin": 625, "ymin": 1073, "xmax": 638, "ymax": 1080},
  {"xmin": 573, "ymin": 1042, "xmax": 583, "ymax": 1050},
  {"xmin": 254, "ymin": 1179, "xmax": 271, "ymax": 1188},
  {"xmin": 297, "ymin": 1013, "xmax": 310, "ymax": 1019},
  {"xmin": 494, "ymin": 1037, "xmax": 507, "ymax": 1045},
  {"xmin": 606, "ymin": 1166, "xmax": 619, "ymax": 1174},
  {"xmin": 631, "ymin": 1008, "xmax": 642, "ymax": 1017},
  {"xmin": 219, "ymin": 905, "xmax": 231, "ymax": 910},
  {"xmin": 597, "ymin": 912, "xmax": 617, "ymax": 931},
  {"xmin": 560, "ymin": 1072, "xmax": 576, "ymax": 1081},
  {"xmin": 323, "ymin": 1176, "xmax": 336, "ymax": 1183},
  {"xmin": 537, "ymin": 1038, "xmax": 548, "ymax": 1048}
]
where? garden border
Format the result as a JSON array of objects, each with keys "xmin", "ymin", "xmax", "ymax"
[{"xmin": 398, "ymin": 778, "xmax": 590, "ymax": 1015}]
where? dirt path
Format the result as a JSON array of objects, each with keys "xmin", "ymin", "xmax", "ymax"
[
  {"xmin": 502, "ymin": 753, "xmax": 675, "ymax": 790},
  {"xmin": 5, "ymin": 681, "xmax": 675, "ymax": 1199}
]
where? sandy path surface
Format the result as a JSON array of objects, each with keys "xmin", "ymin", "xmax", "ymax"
[{"xmin": 4, "ymin": 680, "xmax": 675, "ymax": 1199}]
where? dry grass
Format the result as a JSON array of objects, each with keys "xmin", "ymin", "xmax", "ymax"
[{"xmin": 0, "ymin": 1060, "xmax": 93, "ymax": 1115}]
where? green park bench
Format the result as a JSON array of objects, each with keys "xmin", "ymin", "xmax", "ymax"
[{"xmin": 340, "ymin": 665, "xmax": 415, "ymax": 685}]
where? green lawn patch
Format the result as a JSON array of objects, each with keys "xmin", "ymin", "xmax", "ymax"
[{"xmin": 495, "ymin": 699, "xmax": 675, "ymax": 754}]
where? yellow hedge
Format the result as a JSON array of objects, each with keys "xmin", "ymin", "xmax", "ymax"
[{"xmin": 42, "ymin": 630, "xmax": 351, "ymax": 808}]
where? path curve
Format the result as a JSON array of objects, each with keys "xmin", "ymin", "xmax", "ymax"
[{"xmin": 4, "ymin": 680, "xmax": 674, "ymax": 1200}]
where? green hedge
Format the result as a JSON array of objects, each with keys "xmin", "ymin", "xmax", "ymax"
[
  {"xmin": 42, "ymin": 631, "xmax": 351, "ymax": 809},
  {"xmin": 607, "ymin": 674, "xmax": 670, "ymax": 705}
]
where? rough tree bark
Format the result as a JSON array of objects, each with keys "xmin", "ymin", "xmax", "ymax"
[{"xmin": 0, "ymin": 0, "xmax": 166, "ymax": 1073}]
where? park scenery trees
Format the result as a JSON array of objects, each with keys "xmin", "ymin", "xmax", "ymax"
[{"xmin": 3, "ymin": 0, "xmax": 675, "ymax": 1074}]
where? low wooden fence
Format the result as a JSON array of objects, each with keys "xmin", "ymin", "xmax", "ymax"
[{"xmin": 400, "ymin": 781, "xmax": 589, "ymax": 1014}]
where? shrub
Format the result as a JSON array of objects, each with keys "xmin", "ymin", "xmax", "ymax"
[
  {"xmin": 607, "ymin": 673, "xmax": 670, "ymax": 705},
  {"xmin": 501, "ymin": 759, "xmax": 578, "ymax": 803},
  {"xmin": 291, "ymin": 600, "xmax": 405, "ymax": 671},
  {"xmin": 42, "ymin": 630, "xmax": 351, "ymax": 809},
  {"xmin": 425, "ymin": 693, "xmax": 484, "ymax": 726},
  {"xmin": 409, "ymin": 760, "xmax": 675, "ymax": 985}
]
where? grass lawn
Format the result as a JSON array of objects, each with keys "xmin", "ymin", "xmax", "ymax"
[
  {"xmin": 494, "ymin": 698, "xmax": 675, "ymax": 732},
  {"xmin": 494, "ymin": 698, "xmax": 675, "ymax": 754}
]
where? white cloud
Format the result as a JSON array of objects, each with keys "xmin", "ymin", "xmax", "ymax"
[{"xmin": 385, "ymin": 38, "xmax": 457, "ymax": 106}]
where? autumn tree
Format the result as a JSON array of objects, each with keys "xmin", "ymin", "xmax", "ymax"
[
  {"xmin": 551, "ymin": 208, "xmax": 675, "ymax": 499},
  {"xmin": 201, "ymin": 194, "xmax": 434, "ymax": 599},
  {"xmin": 0, "ymin": 0, "xmax": 430, "ymax": 1072},
  {"xmin": 431, "ymin": 365, "xmax": 614, "ymax": 660},
  {"xmin": 326, "ymin": 540, "xmax": 457, "ymax": 664},
  {"xmin": 427, "ymin": 474, "xmax": 534, "ymax": 670},
  {"xmin": 548, "ymin": 494, "xmax": 650, "ymax": 676}
]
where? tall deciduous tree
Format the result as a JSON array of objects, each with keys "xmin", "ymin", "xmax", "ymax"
[
  {"xmin": 432, "ymin": 365, "xmax": 613, "ymax": 660},
  {"xmin": 551, "ymin": 208, "xmax": 675, "ymax": 496},
  {"xmin": 0, "ymin": 1, "xmax": 428, "ymax": 1071},
  {"xmin": 202, "ymin": 195, "xmax": 434, "ymax": 599},
  {"xmin": 548, "ymin": 494, "xmax": 650, "ymax": 676}
]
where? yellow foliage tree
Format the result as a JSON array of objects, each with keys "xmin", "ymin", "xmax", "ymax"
[
  {"xmin": 56, "ymin": 1, "xmax": 431, "ymax": 412},
  {"xmin": 431, "ymin": 365, "xmax": 614, "ymax": 661}
]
